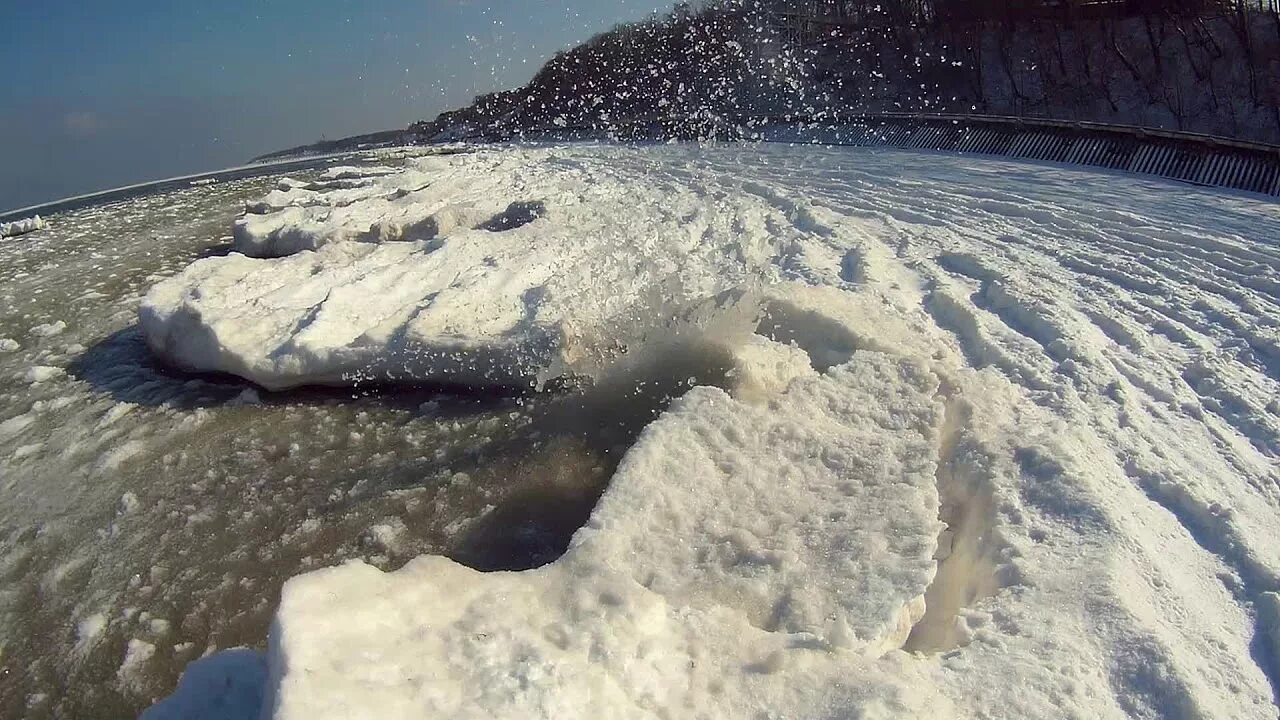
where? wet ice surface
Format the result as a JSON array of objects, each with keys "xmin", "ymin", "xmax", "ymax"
[{"xmin": 0, "ymin": 167, "xmax": 653, "ymax": 718}]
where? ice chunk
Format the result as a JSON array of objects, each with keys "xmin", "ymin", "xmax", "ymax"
[
  {"xmin": 140, "ymin": 150, "xmax": 809, "ymax": 391},
  {"xmin": 22, "ymin": 366, "xmax": 65, "ymax": 383},
  {"xmin": 117, "ymin": 639, "xmax": 156, "ymax": 692},
  {"xmin": 29, "ymin": 321, "xmax": 67, "ymax": 338},
  {"xmin": 75, "ymin": 613, "xmax": 108, "ymax": 653},
  {"xmin": 724, "ymin": 333, "xmax": 816, "ymax": 402},
  {"xmin": 0, "ymin": 215, "xmax": 47, "ymax": 238},
  {"xmin": 364, "ymin": 519, "xmax": 407, "ymax": 554},
  {"xmin": 118, "ymin": 492, "xmax": 141, "ymax": 515},
  {"xmin": 265, "ymin": 351, "xmax": 944, "ymax": 718},
  {"xmin": 139, "ymin": 243, "xmax": 568, "ymax": 390},
  {"xmin": 0, "ymin": 412, "xmax": 35, "ymax": 440},
  {"xmin": 227, "ymin": 388, "xmax": 263, "ymax": 407}
]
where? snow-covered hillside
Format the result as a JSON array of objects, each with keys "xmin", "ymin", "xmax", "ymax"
[{"xmin": 142, "ymin": 144, "xmax": 1280, "ymax": 719}]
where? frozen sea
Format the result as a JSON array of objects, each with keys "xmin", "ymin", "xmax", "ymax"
[{"xmin": 2, "ymin": 143, "xmax": 1279, "ymax": 719}]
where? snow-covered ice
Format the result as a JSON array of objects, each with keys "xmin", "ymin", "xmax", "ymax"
[
  {"xmin": 270, "ymin": 339, "xmax": 948, "ymax": 718},
  {"xmin": 2, "ymin": 143, "xmax": 1278, "ymax": 718},
  {"xmin": 142, "ymin": 151, "xmax": 801, "ymax": 390},
  {"xmin": 133, "ymin": 144, "xmax": 1280, "ymax": 719}
]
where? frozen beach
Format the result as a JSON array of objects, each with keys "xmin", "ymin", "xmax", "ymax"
[{"xmin": 1, "ymin": 143, "xmax": 1277, "ymax": 718}]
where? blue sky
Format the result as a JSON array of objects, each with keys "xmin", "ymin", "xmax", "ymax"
[{"xmin": 0, "ymin": 0, "xmax": 676, "ymax": 211}]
